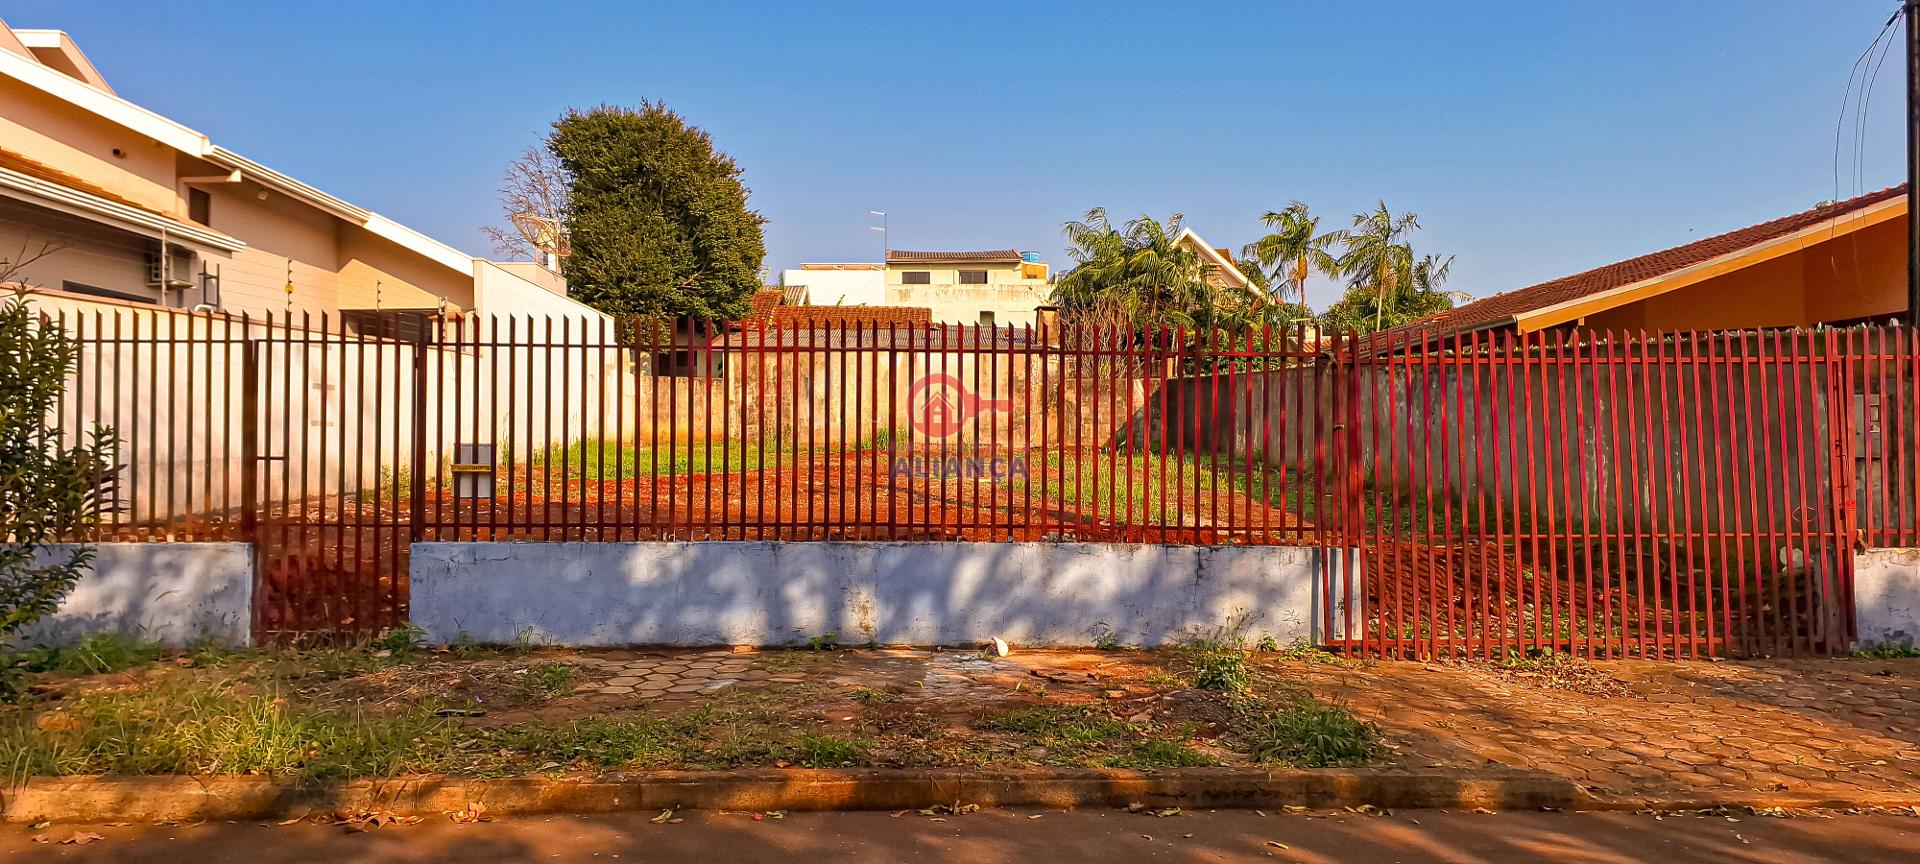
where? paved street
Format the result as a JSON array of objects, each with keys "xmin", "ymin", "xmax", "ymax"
[{"xmin": 3, "ymin": 808, "xmax": 1912, "ymax": 863}]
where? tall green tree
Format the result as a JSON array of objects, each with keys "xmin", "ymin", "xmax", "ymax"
[
  {"xmin": 1240, "ymin": 201, "xmax": 1340, "ymax": 311},
  {"xmin": 0, "ymin": 292, "xmax": 114, "ymax": 641},
  {"xmin": 1319, "ymin": 202, "xmax": 1455, "ymax": 333},
  {"xmin": 550, "ymin": 103, "xmax": 767, "ymax": 321}
]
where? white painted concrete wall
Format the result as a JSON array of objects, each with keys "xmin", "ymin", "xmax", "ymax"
[
  {"xmin": 16, "ymin": 542, "xmax": 252, "ymax": 647},
  {"xmin": 780, "ymin": 268, "xmax": 884, "ymax": 307},
  {"xmin": 411, "ymin": 541, "xmax": 1343, "ymax": 648},
  {"xmin": 1856, "ymin": 547, "xmax": 1920, "ymax": 648}
]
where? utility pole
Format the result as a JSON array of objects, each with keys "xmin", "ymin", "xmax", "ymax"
[{"xmin": 1908, "ymin": 0, "xmax": 1919, "ymax": 320}]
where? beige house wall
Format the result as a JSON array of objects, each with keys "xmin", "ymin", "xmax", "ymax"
[
  {"xmin": 884, "ymin": 261, "xmax": 1052, "ymax": 326},
  {"xmin": 0, "ymin": 202, "xmax": 154, "ymax": 297},
  {"xmin": 0, "ymin": 76, "xmax": 179, "ymax": 215}
]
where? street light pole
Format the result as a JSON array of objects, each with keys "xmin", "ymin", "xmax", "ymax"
[
  {"xmin": 868, "ymin": 210, "xmax": 889, "ymax": 260},
  {"xmin": 1907, "ymin": 0, "xmax": 1920, "ymax": 321}
]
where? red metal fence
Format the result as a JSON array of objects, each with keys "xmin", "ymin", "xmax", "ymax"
[{"xmin": 36, "ymin": 297, "xmax": 1915, "ymax": 654}]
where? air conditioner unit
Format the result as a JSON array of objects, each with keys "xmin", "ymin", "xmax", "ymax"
[{"xmin": 146, "ymin": 251, "xmax": 193, "ymax": 290}]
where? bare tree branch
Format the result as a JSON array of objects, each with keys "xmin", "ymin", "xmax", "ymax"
[
  {"xmin": 482, "ymin": 146, "xmax": 570, "ymax": 265},
  {"xmin": 0, "ymin": 236, "xmax": 70, "ymax": 288}
]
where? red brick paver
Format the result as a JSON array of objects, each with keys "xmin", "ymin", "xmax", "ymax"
[{"xmin": 1289, "ymin": 657, "xmax": 1920, "ymax": 800}]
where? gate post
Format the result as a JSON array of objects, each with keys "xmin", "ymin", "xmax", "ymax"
[
  {"xmin": 239, "ymin": 324, "xmax": 260, "ymax": 637},
  {"xmin": 1825, "ymin": 330, "xmax": 1860, "ymax": 652},
  {"xmin": 408, "ymin": 322, "xmax": 430, "ymax": 542}
]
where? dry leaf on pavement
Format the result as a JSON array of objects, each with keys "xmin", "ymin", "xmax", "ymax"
[
  {"xmin": 31, "ymin": 831, "xmax": 105, "ymax": 845},
  {"xmin": 449, "ymin": 802, "xmax": 493, "ymax": 824}
]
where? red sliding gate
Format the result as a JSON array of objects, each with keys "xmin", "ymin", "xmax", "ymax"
[{"xmin": 1328, "ymin": 327, "xmax": 1867, "ymax": 659}]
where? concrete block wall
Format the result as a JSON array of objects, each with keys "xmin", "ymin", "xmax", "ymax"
[
  {"xmin": 18, "ymin": 542, "xmax": 252, "ymax": 647},
  {"xmin": 410, "ymin": 541, "xmax": 1341, "ymax": 648},
  {"xmin": 1856, "ymin": 547, "xmax": 1920, "ymax": 648}
]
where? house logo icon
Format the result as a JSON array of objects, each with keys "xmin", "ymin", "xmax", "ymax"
[{"xmin": 907, "ymin": 373, "xmax": 1012, "ymax": 438}]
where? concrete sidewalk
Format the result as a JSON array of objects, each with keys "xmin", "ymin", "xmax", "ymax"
[{"xmin": 473, "ymin": 647, "xmax": 1920, "ymax": 803}]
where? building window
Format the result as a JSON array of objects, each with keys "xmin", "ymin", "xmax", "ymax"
[
  {"xmin": 978, "ymin": 311, "xmax": 996, "ymax": 327},
  {"xmin": 61, "ymin": 281, "xmax": 148, "ymax": 304},
  {"xmin": 341, "ymin": 309, "xmax": 436, "ymax": 342},
  {"xmin": 188, "ymin": 188, "xmax": 211, "ymax": 226},
  {"xmin": 902, "ymin": 271, "xmax": 931, "ymax": 285},
  {"xmin": 958, "ymin": 270, "xmax": 988, "ymax": 285},
  {"xmin": 653, "ymin": 350, "xmax": 724, "ymax": 378}
]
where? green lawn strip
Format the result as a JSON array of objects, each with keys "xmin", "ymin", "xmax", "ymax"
[{"xmin": 0, "ymin": 639, "xmax": 1384, "ymax": 779}]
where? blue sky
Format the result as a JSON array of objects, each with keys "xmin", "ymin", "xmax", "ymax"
[{"xmin": 7, "ymin": 1, "xmax": 1908, "ymax": 307}]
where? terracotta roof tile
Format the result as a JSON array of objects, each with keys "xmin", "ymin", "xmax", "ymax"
[
  {"xmin": 886, "ymin": 249, "xmax": 1023, "ymax": 264},
  {"xmin": 1402, "ymin": 184, "xmax": 1907, "ymax": 338},
  {"xmin": 0, "ymin": 147, "xmax": 186, "ymax": 222}
]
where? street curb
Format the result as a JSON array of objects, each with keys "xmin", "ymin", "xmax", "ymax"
[{"xmin": 2, "ymin": 770, "xmax": 1915, "ymax": 823}]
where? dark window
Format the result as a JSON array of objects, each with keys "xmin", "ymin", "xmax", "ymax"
[
  {"xmin": 958, "ymin": 270, "xmax": 988, "ymax": 284},
  {"xmin": 653, "ymin": 350, "xmax": 723, "ymax": 378},
  {"xmin": 978, "ymin": 311, "xmax": 996, "ymax": 327},
  {"xmin": 901, "ymin": 271, "xmax": 931, "ymax": 284},
  {"xmin": 188, "ymin": 188, "xmax": 211, "ymax": 226},
  {"xmin": 61, "ymin": 281, "xmax": 149, "ymax": 303},
  {"xmin": 341, "ymin": 309, "xmax": 436, "ymax": 342}
]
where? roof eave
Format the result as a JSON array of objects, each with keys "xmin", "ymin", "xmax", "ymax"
[
  {"xmin": 0, "ymin": 164, "xmax": 246, "ymax": 252},
  {"xmin": 1510, "ymin": 195, "xmax": 1907, "ymax": 332}
]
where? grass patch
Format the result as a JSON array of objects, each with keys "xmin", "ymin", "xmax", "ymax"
[
  {"xmin": 15, "ymin": 633, "xmax": 168, "ymax": 677},
  {"xmin": 795, "ymin": 734, "xmax": 866, "ymax": 767},
  {"xmin": 1238, "ymin": 699, "xmax": 1382, "ymax": 767},
  {"xmin": 1855, "ymin": 643, "xmax": 1920, "ymax": 660},
  {"xmin": 473, "ymin": 714, "xmax": 696, "ymax": 770},
  {"xmin": 1102, "ymin": 739, "xmax": 1214, "ymax": 769},
  {"xmin": 979, "ymin": 705, "xmax": 1142, "ymax": 761},
  {"xmin": 0, "ymin": 680, "xmax": 453, "ymax": 783}
]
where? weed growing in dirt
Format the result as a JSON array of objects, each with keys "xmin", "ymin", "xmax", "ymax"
[
  {"xmin": 449, "ymin": 633, "xmax": 487, "ymax": 660},
  {"xmin": 981, "ymin": 706, "xmax": 1138, "ymax": 752},
  {"xmin": 473, "ymin": 714, "xmax": 697, "ymax": 770},
  {"xmin": 1102, "ymin": 739, "xmax": 1214, "ymax": 769},
  {"xmin": 1091, "ymin": 622, "xmax": 1122, "ymax": 650},
  {"xmin": 1238, "ymin": 699, "xmax": 1382, "ymax": 767},
  {"xmin": 1189, "ymin": 649, "xmax": 1252, "ymax": 693},
  {"xmin": 1855, "ymin": 643, "xmax": 1920, "ymax": 660},
  {"xmin": 517, "ymin": 663, "xmax": 576, "ymax": 702},
  {"xmin": 1497, "ymin": 647, "xmax": 1572, "ymax": 671},
  {"xmin": 374, "ymin": 623, "xmax": 427, "ymax": 657},
  {"xmin": 796, "ymin": 734, "xmax": 866, "ymax": 767},
  {"xmin": 806, "ymin": 632, "xmax": 840, "ymax": 651}
]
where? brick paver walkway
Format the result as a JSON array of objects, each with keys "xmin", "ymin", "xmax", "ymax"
[
  {"xmin": 1297, "ymin": 657, "xmax": 1920, "ymax": 800},
  {"xmin": 463, "ymin": 647, "xmax": 1920, "ymax": 800}
]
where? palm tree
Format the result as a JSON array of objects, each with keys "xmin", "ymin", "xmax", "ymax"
[
  {"xmin": 1051, "ymin": 208, "xmax": 1212, "ymax": 328},
  {"xmin": 1240, "ymin": 201, "xmax": 1340, "ymax": 311},
  {"xmin": 1315, "ymin": 203, "xmax": 1457, "ymax": 334},
  {"xmin": 1336, "ymin": 201, "xmax": 1421, "ymax": 331}
]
